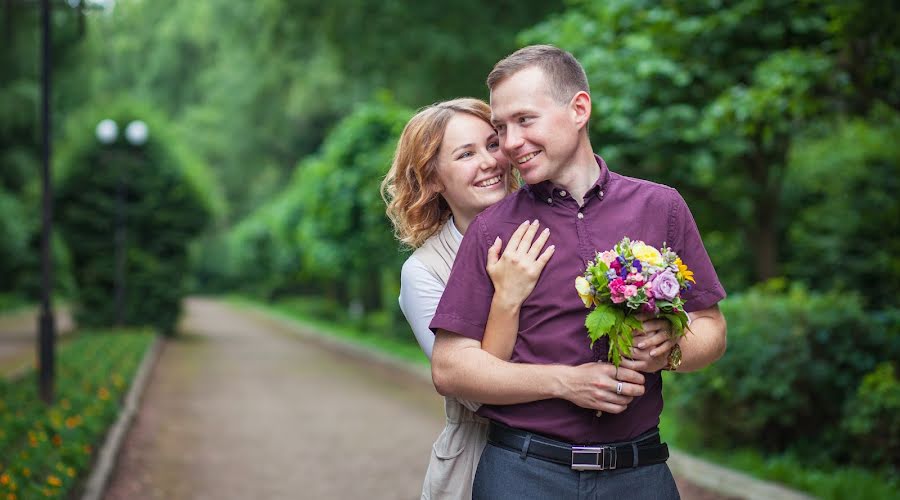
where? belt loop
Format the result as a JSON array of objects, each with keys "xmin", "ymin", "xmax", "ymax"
[
  {"xmin": 631, "ymin": 442, "xmax": 639, "ymax": 468},
  {"xmin": 520, "ymin": 433, "xmax": 533, "ymax": 460}
]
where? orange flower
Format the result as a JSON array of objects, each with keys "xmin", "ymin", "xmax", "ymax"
[
  {"xmin": 97, "ymin": 387, "xmax": 110, "ymax": 400},
  {"xmin": 51, "ymin": 435, "xmax": 62, "ymax": 447},
  {"xmin": 21, "ymin": 469, "xmax": 30, "ymax": 478},
  {"xmin": 0, "ymin": 474, "xmax": 9, "ymax": 485},
  {"xmin": 8, "ymin": 492, "xmax": 17, "ymax": 500},
  {"xmin": 46, "ymin": 475, "xmax": 61, "ymax": 487}
]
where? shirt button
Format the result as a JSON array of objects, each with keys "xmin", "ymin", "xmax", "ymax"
[
  {"xmin": 599, "ymin": 190, "xmax": 604, "ymax": 198},
  {"xmin": 577, "ymin": 212, "xmax": 584, "ymax": 219},
  {"xmin": 546, "ymin": 197, "xmax": 553, "ymax": 204},
  {"xmin": 559, "ymin": 190, "xmax": 567, "ymax": 197}
]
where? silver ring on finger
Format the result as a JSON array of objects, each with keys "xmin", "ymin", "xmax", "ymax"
[{"xmin": 615, "ymin": 381, "xmax": 623, "ymax": 395}]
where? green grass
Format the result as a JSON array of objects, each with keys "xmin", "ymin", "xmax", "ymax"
[
  {"xmin": 226, "ymin": 295, "xmax": 429, "ymax": 367},
  {"xmin": 0, "ymin": 329, "xmax": 155, "ymax": 500},
  {"xmin": 660, "ymin": 373, "xmax": 899, "ymax": 500}
]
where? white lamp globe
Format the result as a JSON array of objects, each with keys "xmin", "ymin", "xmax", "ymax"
[
  {"xmin": 125, "ymin": 120, "xmax": 149, "ymax": 146},
  {"xmin": 95, "ymin": 119, "xmax": 118, "ymax": 145}
]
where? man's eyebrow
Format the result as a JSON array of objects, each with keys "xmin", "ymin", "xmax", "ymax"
[
  {"xmin": 492, "ymin": 110, "xmax": 531, "ymax": 126},
  {"xmin": 451, "ymin": 143, "xmax": 475, "ymax": 154}
]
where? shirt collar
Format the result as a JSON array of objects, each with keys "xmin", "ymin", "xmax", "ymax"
[
  {"xmin": 448, "ymin": 216, "xmax": 463, "ymax": 243},
  {"xmin": 525, "ymin": 154, "xmax": 611, "ymax": 202}
]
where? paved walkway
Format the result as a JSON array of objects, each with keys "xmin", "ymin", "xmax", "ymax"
[
  {"xmin": 103, "ymin": 298, "xmax": 729, "ymax": 500},
  {"xmin": 0, "ymin": 306, "xmax": 73, "ymax": 378}
]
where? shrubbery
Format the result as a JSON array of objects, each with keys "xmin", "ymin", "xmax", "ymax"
[
  {"xmin": 0, "ymin": 330, "xmax": 154, "ymax": 500},
  {"xmin": 55, "ymin": 100, "xmax": 222, "ymax": 334},
  {"xmin": 670, "ymin": 282, "xmax": 900, "ymax": 469}
]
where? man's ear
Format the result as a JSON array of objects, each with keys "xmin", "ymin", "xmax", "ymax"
[{"xmin": 570, "ymin": 91, "xmax": 592, "ymax": 131}]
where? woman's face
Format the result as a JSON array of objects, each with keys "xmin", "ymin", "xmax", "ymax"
[{"xmin": 435, "ymin": 113, "xmax": 510, "ymax": 225}]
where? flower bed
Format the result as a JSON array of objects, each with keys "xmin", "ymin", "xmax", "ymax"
[{"xmin": 0, "ymin": 330, "xmax": 154, "ymax": 499}]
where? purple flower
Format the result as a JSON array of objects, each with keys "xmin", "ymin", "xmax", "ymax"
[{"xmin": 649, "ymin": 270, "xmax": 680, "ymax": 301}]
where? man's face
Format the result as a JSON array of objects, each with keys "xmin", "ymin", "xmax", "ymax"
[{"xmin": 490, "ymin": 66, "xmax": 579, "ymax": 185}]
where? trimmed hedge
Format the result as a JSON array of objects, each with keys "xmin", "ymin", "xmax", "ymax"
[
  {"xmin": 0, "ymin": 330, "xmax": 154, "ymax": 500},
  {"xmin": 670, "ymin": 282, "xmax": 900, "ymax": 469},
  {"xmin": 55, "ymin": 100, "xmax": 222, "ymax": 334}
]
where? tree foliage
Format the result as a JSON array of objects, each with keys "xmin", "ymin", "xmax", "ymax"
[{"xmin": 55, "ymin": 100, "xmax": 219, "ymax": 333}]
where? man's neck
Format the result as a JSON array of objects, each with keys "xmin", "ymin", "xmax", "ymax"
[{"xmin": 550, "ymin": 143, "xmax": 599, "ymax": 206}]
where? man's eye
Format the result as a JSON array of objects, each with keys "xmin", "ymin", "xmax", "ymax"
[
  {"xmin": 488, "ymin": 142, "xmax": 500, "ymax": 150},
  {"xmin": 519, "ymin": 116, "xmax": 531, "ymax": 124},
  {"xmin": 496, "ymin": 125, "xmax": 506, "ymax": 134}
]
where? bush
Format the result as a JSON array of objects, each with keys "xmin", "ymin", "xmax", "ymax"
[
  {"xmin": 841, "ymin": 362, "xmax": 900, "ymax": 468},
  {"xmin": 671, "ymin": 281, "xmax": 900, "ymax": 463},
  {"xmin": 55, "ymin": 100, "xmax": 222, "ymax": 334},
  {"xmin": 0, "ymin": 330, "xmax": 154, "ymax": 500}
]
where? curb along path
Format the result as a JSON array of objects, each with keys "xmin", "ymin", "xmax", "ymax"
[{"xmin": 102, "ymin": 298, "xmax": 444, "ymax": 500}]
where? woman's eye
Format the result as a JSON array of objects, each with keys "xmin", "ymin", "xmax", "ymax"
[
  {"xmin": 457, "ymin": 151, "xmax": 474, "ymax": 159},
  {"xmin": 488, "ymin": 141, "xmax": 500, "ymax": 150}
]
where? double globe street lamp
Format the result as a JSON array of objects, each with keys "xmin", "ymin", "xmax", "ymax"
[{"xmin": 95, "ymin": 119, "xmax": 149, "ymax": 326}]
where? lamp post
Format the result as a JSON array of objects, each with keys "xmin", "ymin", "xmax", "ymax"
[
  {"xmin": 95, "ymin": 119, "xmax": 148, "ymax": 326},
  {"xmin": 37, "ymin": 0, "xmax": 54, "ymax": 405}
]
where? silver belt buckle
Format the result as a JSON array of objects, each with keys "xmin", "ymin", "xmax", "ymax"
[{"xmin": 571, "ymin": 446, "xmax": 617, "ymax": 471}]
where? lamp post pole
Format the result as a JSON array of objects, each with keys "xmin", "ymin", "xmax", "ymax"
[
  {"xmin": 96, "ymin": 120, "xmax": 148, "ymax": 326},
  {"xmin": 38, "ymin": 0, "xmax": 55, "ymax": 405}
]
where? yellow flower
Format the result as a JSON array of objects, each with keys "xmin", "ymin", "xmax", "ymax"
[
  {"xmin": 97, "ymin": 387, "xmax": 110, "ymax": 400},
  {"xmin": 675, "ymin": 257, "xmax": 696, "ymax": 283},
  {"xmin": 46, "ymin": 475, "xmax": 61, "ymax": 487},
  {"xmin": 575, "ymin": 276, "xmax": 594, "ymax": 308},
  {"xmin": 631, "ymin": 241, "xmax": 663, "ymax": 267},
  {"xmin": 22, "ymin": 469, "xmax": 30, "ymax": 478}
]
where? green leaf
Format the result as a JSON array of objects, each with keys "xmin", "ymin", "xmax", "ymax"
[{"xmin": 586, "ymin": 304, "xmax": 617, "ymax": 347}]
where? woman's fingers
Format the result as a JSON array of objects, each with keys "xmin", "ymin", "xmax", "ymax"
[
  {"xmin": 486, "ymin": 236, "xmax": 502, "ymax": 267},
  {"xmin": 527, "ymin": 227, "xmax": 551, "ymax": 258},
  {"xmin": 535, "ymin": 245, "xmax": 555, "ymax": 269},
  {"xmin": 514, "ymin": 219, "xmax": 541, "ymax": 253},
  {"xmin": 504, "ymin": 220, "xmax": 531, "ymax": 256}
]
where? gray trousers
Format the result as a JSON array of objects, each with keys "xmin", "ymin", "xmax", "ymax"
[{"xmin": 473, "ymin": 442, "xmax": 681, "ymax": 500}]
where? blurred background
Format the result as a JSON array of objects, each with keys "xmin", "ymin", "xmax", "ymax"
[{"xmin": 1, "ymin": 0, "xmax": 898, "ymax": 498}]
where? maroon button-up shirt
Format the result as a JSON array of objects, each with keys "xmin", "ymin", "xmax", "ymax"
[{"xmin": 430, "ymin": 155, "xmax": 726, "ymax": 444}]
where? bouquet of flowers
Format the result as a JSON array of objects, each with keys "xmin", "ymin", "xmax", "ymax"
[{"xmin": 575, "ymin": 237, "xmax": 695, "ymax": 367}]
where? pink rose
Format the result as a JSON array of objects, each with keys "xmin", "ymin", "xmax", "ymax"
[
  {"xmin": 599, "ymin": 251, "xmax": 618, "ymax": 267},
  {"xmin": 608, "ymin": 278, "xmax": 626, "ymax": 303},
  {"xmin": 623, "ymin": 285, "xmax": 638, "ymax": 298},
  {"xmin": 649, "ymin": 270, "xmax": 680, "ymax": 301}
]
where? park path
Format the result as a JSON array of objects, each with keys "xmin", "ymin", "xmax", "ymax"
[
  {"xmin": 0, "ymin": 306, "xmax": 73, "ymax": 378},
  {"xmin": 102, "ymin": 298, "xmax": 727, "ymax": 500}
]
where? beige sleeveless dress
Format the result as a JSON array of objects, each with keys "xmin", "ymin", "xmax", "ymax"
[{"xmin": 412, "ymin": 221, "xmax": 488, "ymax": 500}]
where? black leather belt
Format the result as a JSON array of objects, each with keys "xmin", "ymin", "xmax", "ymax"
[{"xmin": 488, "ymin": 421, "xmax": 669, "ymax": 471}]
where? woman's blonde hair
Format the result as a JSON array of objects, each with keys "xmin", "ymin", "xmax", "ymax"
[{"xmin": 381, "ymin": 98, "xmax": 518, "ymax": 248}]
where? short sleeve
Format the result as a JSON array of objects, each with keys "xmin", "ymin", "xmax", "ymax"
[
  {"xmin": 398, "ymin": 256, "xmax": 445, "ymax": 360},
  {"xmin": 429, "ymin": 217, "xmax": 495, "ymax": 341},
  {"xmin": 667, "ymin": 191, "xmax": 727, "ymax": 312}
]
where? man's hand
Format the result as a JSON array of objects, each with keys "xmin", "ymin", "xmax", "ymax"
[
  {"xmin": 619, "ymin": 314, "xmax": 676, "ymax": 373},
  {"xmin": 559, "ymin": 363, "xmax": 645, "ymax": 414}
]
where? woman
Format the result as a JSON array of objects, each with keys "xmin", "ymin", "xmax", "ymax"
[{"xmin": 381, "ymin": 98, "xmax": 554, "ymax": 499}]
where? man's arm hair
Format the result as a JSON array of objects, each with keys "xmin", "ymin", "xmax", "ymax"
[
  {"xmin": 431, "ymin": 329, "xmax": 646, "ymax": 412},
  {"xmin": 679, "ymin": 305, "xmax": 727, "ymax": 372}
]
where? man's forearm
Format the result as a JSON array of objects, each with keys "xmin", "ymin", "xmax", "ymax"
[
  {"xmin": 679, "ymin": 307, "xmax": 727, "ymax": 372},
  {"xmin": 432, "ymin": 334, "xmax": 566, "ymax": 404}
]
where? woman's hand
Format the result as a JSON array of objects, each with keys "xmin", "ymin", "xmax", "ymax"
[{"xmin": 486, "ymin": 220, "xmax": 555, "ymax": 310}]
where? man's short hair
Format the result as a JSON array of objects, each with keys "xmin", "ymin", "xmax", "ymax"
[{"xmin": 486, "ymin": 45, "xmax": 589, "ymax": 104}]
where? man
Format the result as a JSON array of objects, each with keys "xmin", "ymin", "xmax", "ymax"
[{"xmin": 430, "ymin": 45, "xmax": 727, "ymax": 499}]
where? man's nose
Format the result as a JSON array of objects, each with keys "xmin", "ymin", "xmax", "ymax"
[{"xmin": 503, "ymin": 127, "xmax": 525, "ymax": 152}]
